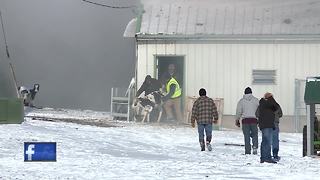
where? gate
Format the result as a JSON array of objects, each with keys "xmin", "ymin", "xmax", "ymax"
[{"xmin": 294, "ymin": 79, "xmax": 306, "ymax": 133}]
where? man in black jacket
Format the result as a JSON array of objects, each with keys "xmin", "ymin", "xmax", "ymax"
[
  {"xmin": 134, "ymin": 75, "xmax": 162, "ymax": 122},
  {"xmin": 136, "ymin": 75, "xmax": 161, "ymax": 98},
  {"xmin": 256, "ymin": 92, "xmax": 278, "ymax": 163},
  {"xmin": 272, "ymin": 97, "xmax": 283, "ymax": 161}
]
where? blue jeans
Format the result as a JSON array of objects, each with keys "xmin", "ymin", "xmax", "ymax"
[
  {"xmin": 272, "ymin": 125, "xmax": 280, "ymax": 157},
  {"xmin": 198, "ymin": 124, "xmax": 212, "ymax": 143},
  {"xmin": 242, "ymin": 124, "xmax": 259, "ymax": 154},
  {"xmin": 260, "ymin": 128, "xmax": 273, "ymax": 161}
]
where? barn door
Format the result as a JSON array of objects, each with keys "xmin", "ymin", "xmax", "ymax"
[
  {"xmin": 155, "ymin": 56, "xmax": 184, "ymax": 88},
  {"xmin": 155, "ymin": 55, "xmax": 185, "ymax": 116}
]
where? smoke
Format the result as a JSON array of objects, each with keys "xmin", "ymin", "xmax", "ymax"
[
  {"xmin": 0, "ymin": 57, "xmax": 16, "ymax": 98},
  {"xmin": 0, "ymin": 9, "xmax": 16, "ymax": 98},
  {"xmin": 0, "ymin": 0, "xmax": 139, "ymax": 110}
]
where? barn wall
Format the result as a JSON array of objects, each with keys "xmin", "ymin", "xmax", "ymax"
[{"xmin": 137, "ymin": 40, "xmax": 320, "ymax": 116}]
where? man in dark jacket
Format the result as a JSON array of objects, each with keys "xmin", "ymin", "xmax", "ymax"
[
  {"xmin": 256, "ymin": 92, "xmax": 278, "ymax": 163},
  {"xmin": 134, "ymin": 75, "xmax": 162, "ymax": 122},
  {"xmin": 136, "ymin": 75, "xmax": 161, "ymax": 98},
  {"xmin": 272, "ymin": 96, "xmax": 283, "ymax": 161},
  {"xmin": 191, "ymin": 88, "xmax": 219, "ymax": 151}
]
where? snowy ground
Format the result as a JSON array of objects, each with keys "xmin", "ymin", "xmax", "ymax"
[{"xmin": 0, "ymin": 109, "xmax": 320, "ymax": 179}]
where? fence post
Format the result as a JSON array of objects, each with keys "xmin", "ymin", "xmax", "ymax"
[
  {"xmin": 110, "ymin": 88, "xmax": 113, "ymax": 117},
  {"xmin": 127, "ymin": 88, "xmax": 131, "ymax": 122},
  {"xmin": 294, "ymin": 79, "xmax": 299, "ymax": 133},
  {"xmin": 306, "ymin": 104, "xmax": 315, "ymax": 156}
]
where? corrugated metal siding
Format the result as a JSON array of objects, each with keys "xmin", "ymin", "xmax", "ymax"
[
  {"xmin": 137, "ymin": 42, "xmax": 320, "ymax": 115},
  {"xmin": 139, "ymin": 0, "xmax": 320, "ymax": 35}
]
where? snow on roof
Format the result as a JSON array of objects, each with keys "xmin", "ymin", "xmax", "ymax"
[{"xmin": 137, "ymin": 0, "xmax": 320, "ymax": 37}]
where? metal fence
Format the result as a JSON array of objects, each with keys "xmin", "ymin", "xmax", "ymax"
[
  {"xmin": 185, "ymin": 96, "xmax": 224, "ymax": 129},
  {"xmin": 110, "ymin": 87, "xmax": 134, "ymax": 121}
]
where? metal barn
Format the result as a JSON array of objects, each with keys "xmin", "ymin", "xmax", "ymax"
[{"xmin": 124, "ymin": 0, "xmax": 320, "ymax": 132}]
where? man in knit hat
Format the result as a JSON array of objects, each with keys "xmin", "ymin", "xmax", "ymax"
[
  {"xmin": 259, "ymin": 93, "xmax": 282, "ymax": 162},
  {"xmin": 255, "ymin": 92, "xmax": 278, "ymax": 163},
  {"xmin": 235, "ymin": 87, "xmax": 259, "ymax": 155},
  {"xmin": 191, "ymin": 88, "xmax": 219, "ymax": 151}
]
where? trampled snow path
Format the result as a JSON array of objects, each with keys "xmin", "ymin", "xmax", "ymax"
[{"xmin": 0, "ymin": 110, "xmax": 319, "ymax": 179}]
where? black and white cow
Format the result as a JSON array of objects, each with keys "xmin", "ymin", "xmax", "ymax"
[
  {"xmin": 132, "ymin": 91, "xmax": 164, "ymax": 123},
  {"xmin": 18, "ymin": 84, "xmax": 40, "ymax": 107}
]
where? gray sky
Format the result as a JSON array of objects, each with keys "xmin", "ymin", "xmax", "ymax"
[{"xmin": 0, "ymin": 0, "xmax": 138, "ymax": 111}]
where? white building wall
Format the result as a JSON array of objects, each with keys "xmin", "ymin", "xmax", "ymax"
[{"xmin": 137, "ymin": 41, "xmax": 320, "ymax": 115}]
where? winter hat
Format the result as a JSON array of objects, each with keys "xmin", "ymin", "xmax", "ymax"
[
  {"xmin": 264, "ymin": 92, "xmax": 273, "ymax": 99},
  {"xmin": 244, "ymin": 87, "xmax": 252, "ymax": 94},
  {"xmin": 199, "ymin": 88, "xmax": 206, "ymax": 96},
  {"xmin": 145, "ymin": 75, "xmax": 151, "ymax": 81}
]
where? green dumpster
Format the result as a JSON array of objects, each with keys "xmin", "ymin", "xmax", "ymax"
[
  {"xmin": 304, "ymin": 77, "xmax": 320, "ymax": 104},
  {"xmin": 304, "ymin": 76, "xmax": 320, "ymax": 156},
  {"xmin": 0, "ymin": 98, "xmax": 24, "ymax": 124}
]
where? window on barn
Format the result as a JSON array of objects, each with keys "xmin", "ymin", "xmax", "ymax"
[{"xmin": 252, "ymin": 70, "xmax": 276, "ymax": 85}]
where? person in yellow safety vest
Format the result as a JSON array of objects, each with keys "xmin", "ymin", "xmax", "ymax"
[{"xmin": 162, "ymin": 76, "xmax": 183, "ymax": 123}]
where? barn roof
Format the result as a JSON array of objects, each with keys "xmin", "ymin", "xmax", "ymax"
[{"xmin": 127, "ymin": 0, "xmax": 320, "ymax": 39}]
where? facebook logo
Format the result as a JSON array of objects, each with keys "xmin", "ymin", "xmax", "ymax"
[{"xmin": 24, "ymin": 142, "xmax": 56, "ymax": 162}]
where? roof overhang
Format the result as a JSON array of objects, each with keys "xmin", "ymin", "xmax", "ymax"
[{"xmin": 136, "ymin": 34, "xmax": 320, "ymax": 41}]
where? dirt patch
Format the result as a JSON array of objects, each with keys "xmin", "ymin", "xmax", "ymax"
[{"xmin": 25, "ymin": 116, "xmax": 121, "ymax": 128}]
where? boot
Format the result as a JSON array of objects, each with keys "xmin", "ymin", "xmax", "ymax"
[
  {"xmin": 260, "ymin": 159, "xmax": 277, "ymax": 164},
  {"xmin": 206, "ymin": 136, "xmax": 212, "ymax": 151},
  {"xmin": 252, "ymin": 147, "xmax": 258, "ymax": 155},
  {"xmin": 206, "ymin": 141, "xmax": 212, "ymax": 151},
  {"xmin": 273, "ymin": 156, "xmax": 281, "ymax": 162},
  {"xmin": 200, "ymin": 141, "xmax": 205, "ymax": 151}
]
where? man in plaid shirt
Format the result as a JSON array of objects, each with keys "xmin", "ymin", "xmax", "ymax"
[{"xmin": 191, "ymin": 88, "xmax": 219, "ymax": 151}]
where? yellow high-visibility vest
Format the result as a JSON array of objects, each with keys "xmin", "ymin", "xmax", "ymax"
[{"xmin": 166, "ymin": 77, "xmax": 182, "ymax": 98}]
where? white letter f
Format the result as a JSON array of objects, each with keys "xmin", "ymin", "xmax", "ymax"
[{"xmin": 26, "ymin": 144, "xmax": 35, "ymax": 161}]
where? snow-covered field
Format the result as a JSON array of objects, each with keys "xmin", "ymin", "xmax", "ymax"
[{"xmin": 0, "ymin": 109, "xmax": 319, "ymax": 179}]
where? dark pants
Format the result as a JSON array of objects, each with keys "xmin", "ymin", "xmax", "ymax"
[
  {"xmin": 272, "ymin": 125, "xmax": 280, "ymax": 157},
  {"xmin": 260, "ymin": 128, "xmax": 273, "ymax": 161},
  {"xmin": 197, "ymin": 124, "xmax": 213, "ymax": 144},
  {"xmin": 242, "ymin": 123, "xmax": 258, "ymax": 154}
]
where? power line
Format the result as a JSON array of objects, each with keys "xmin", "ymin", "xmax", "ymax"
[
  {"xmin": 0, "ymin": 11, "xmax": 10, "ymax": 58},
  {"xmin": 0, "ymin": 10, "xmax": 20, "ymax": 97},
  {"xmin": 82, "ymin": 0, "xmax": 136, "ymax": 9}
]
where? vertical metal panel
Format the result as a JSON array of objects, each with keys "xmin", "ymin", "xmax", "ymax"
[
  {"xmin": 175, "ymin": 43, "xmax": 188, "ymax": 95},
  {"xmin": 230, "ymin": 44, "xmax": 239, "ymax": 112},
  {"xmin": 199, "ymin": 43, "xmax": 205, "ymax": 87},
  {"xmin": 215, "ymin": 44, "xmax": 224, "ymax": 98},
  {"xmin": 146, "ymin": 42, "xmax": 155, "ymax": 76},
  {"xmin": 196, "ymin": 43, "xmax": 204, "ymax": 88},
  {"xmin": 165, "ymin": 42, "xmax": 176, "ymax": 55},
  {"xmin": 286, "ymin": 44, "xmax": 297, "ymax": 113},
  {"xmin": 155, "ymin": 43, "xmax": 166, "ymax": 55},
  {"xmin": 137, "ymin": 43, "xmax": 147, "ymax": 88},
  {"xmin": 206, "ymin": 44, "xmax": 213, "ymax": 96},
  {"xmin": 158, "ymin": 5, "xmax": 170, "ymax": 34},
  {"xmin": 223, "ymin": 43, "xmax": 231, "ymax": 112},
  {"xmin": 187, "ymin": 43, "xmax": 196, "ymax": 94},
  {"xmin": 137, "ymin": 41, "xmax": 320, "ymax": 115},
  {"xmin": 210, "ymin": 44, "xmax": 219, "ymax": 98}
]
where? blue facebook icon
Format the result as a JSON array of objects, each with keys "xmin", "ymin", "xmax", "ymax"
[{"xmin": 24, "ymin": 142, "xmax": 57, "ymax": 162}]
